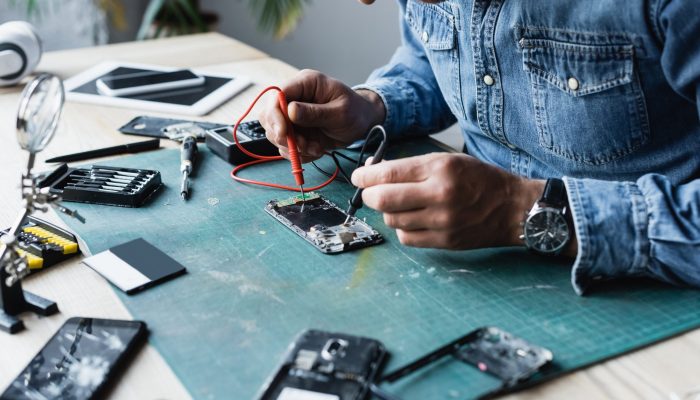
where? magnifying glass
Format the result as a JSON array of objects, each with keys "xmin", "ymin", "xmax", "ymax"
[{"xmin": 15, "ymin": 73, "xmax": 64, "ymax": 169}]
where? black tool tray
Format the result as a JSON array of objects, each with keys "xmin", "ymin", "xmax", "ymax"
[{"xmin": 38, "ymin": 164, "xmax": 162, "ymax": 208}]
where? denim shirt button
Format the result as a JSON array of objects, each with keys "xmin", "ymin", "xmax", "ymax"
[
  {"xmin": 567, "ymin": 77, "xmax": 580, "ymax": 91},
  {"xmin": 483, "ymin": 74, "xmax": 495, "ymax": 86},
  {"xmin": 421, "ymin": 31, "xmax": 429, "ymax": 43}
]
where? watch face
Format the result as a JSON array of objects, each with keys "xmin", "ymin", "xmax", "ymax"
[{"xmin": 523, "ymin": 208, "xmax": 570, "ymax": 254}]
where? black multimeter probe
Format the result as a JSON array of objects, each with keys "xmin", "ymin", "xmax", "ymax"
[{"xmin": 344, "ymin": 125, "xmax": 389, "ymax": 224}]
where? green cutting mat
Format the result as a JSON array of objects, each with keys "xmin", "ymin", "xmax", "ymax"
[{"xmin": 56, "ymin": 141, "xmax": 700, "ymax": 400}]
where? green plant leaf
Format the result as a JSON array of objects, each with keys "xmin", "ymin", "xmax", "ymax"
[
  {"xmin": 250, "ymin": 0, "xmax": 311, "ymax": 39},
  {"xmin": 137, "ymin": 0, "xmax": 166, "ymax": 40},
  {"xmin": 137, "ymin": 0, "xmax": 208, "ymax": 40}
]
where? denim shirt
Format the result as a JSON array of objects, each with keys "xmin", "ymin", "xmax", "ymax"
[{"xmin": 355, "ymin": 0, "xmax": 700, "ymax": 295}]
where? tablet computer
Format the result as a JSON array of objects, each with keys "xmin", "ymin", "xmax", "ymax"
[{"xmin": 64, "ymin": 61, "xmax": 251, "ymax": 116}]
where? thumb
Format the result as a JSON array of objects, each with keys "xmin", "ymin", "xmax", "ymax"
[{"xmin": 288, "ymin": 101, "xmax": 335, "ymax": 127}]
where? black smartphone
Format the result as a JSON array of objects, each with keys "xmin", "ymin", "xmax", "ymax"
[
  {"xmin": 1, "ymin": 317, "xmax": 147, "ymax": 400},
  {"xmin": 258, "ymin": 329, "xmax": 388, "ymax": 400}
]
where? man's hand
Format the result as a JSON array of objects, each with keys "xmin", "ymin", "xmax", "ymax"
[
  {"xmin": 351, "ymin": 153, "xmax": 546, "ymax": 250},
  {"xmin": 259, "ymin": 69, "xmax": 385, "ymax": 163}
]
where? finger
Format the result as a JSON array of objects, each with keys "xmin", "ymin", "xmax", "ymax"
[
  {"xmin": 261, "ymin": 96, "xmax": 289, "ymax": 149},
  {"xmin": 279, "ymin": 143, "xmax": 322, "ymax": 163},
  {"xmin": 278, "ymin": 147, "xmax": 290, "ymax": 160},
  {"xmin": 281, "ymin": 69, "xmax": 334, "ymax": 103},
  {"xmin": 288, "ymin": 101, "xmax": 339, "ymax": 127},
  {"xmin": 351, "ymin": 156, "xmax": 430, "ymax": 188},
  {"xmin": 383, "ymin": 208, "xmax": 451, "ymax": 231},
  {"xmin": 396, "ymin": 229, "xmax": 439, "ymax": 248},
  {"xmin": 291, "ymin": 127, "xmax": 332, "ymax": 158},
  {"xmin": 362, "ymin": 183, "xmax": 431, "ymax": 212}
]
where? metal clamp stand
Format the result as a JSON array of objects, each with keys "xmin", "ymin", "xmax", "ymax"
[
  {"xmin": 0, "ymin": 73, "xmax": 84, "ymax": 334},
  {"xmin": 0, "ymin": 155, "xmax": 84, "ymax": 333}
]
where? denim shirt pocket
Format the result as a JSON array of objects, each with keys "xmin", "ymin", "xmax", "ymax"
[
  {"xmin": 405, "ymin": 0, "xmax": 464, "ymax": 119},
  {"xmin": 519, "ymin": 33, "xmax": 650, "ymax": 166}
]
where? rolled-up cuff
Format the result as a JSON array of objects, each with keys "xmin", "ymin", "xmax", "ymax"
[
  {"xmin": 563, "ymin": 177, "xmax": 650, "ymax": 295},
  {"xmin": 354, "ymin": 79, "xmax": 415, "ymax": 138}
]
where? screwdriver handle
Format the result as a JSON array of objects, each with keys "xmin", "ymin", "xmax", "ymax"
[
  {"xmin": 278, "ymin": 91, "xmax": 305, "ymax": 187},
  {"xmin": 180, "ymin": 135, "xmax": 198, "ymax": 173}
]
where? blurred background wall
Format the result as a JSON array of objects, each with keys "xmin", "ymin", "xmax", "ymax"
[
  {"xmin": 201, "ymin": 0, "xmax": 401, "ymax": 85},
  {"xmin": 0, "ymin": 0, "xmax": 460, "ymax": 148}
]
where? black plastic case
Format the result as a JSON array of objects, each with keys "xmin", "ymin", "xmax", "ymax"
[
  {"xmin": 39, "ymin": 164, "xmax": 162, "ymax": 208},
  {"xmin": 205, "ymin": 120, "xmax": 279, "ymax": 165}
]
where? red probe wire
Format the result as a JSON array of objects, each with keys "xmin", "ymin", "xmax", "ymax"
[{"xmin": 230, "ymin": 86, "xmax": 338, "ymax": 191}]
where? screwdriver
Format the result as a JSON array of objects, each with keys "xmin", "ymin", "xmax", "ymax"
[
  {"xmin": 344, "ymin": 136, "xmax": 389, "ymax": 224},
  {"xmin": 277, "ymin": 92, "xmax": 306, "ymax": 208},
  {"xmin": 180, "ymin": 134, "xmax": 198, "ymax": 200}
]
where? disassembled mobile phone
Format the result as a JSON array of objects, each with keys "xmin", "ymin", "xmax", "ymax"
[
  {"xmin": 118, "ymin": 115, "xmax": 227, "ymax": 141},
  {"xmin": 382, "ymin": 326, "xmax": 553, "ymax": 390},
  {"xmin": 258, "ymin": 329, "xmax": 388, "ymax": 400},
  {"xmin": 1, "ymin": 317, "xmax": 147, "ymax": 400},
  {"xmin": 265, "ymin": 193, "xmax": 383, "ymax": 254}
]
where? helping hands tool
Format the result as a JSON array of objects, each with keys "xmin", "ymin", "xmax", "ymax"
[
  {"xmin": 1, "ymin": 74, "xmax": 85, "ymax": 333},
  {"xmin": 344, "ymin": 127, "xmax": 389, "ymax": 224},
  {"xmin": 180, "ymin": 134, "xmax": 198, "ymax": 200}
]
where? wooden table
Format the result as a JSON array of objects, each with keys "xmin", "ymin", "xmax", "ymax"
[{"xmin": 1, "ymin": 32, "xmax": 699, "ymax": 400}]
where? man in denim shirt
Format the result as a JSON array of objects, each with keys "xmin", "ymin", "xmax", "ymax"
[{"xmin": 260, "ymin": 0, "xmax": 700, "ymax": 295}]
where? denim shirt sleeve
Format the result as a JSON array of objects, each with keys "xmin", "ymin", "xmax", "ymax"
[
  {"xmin": 564, "ymin": 176, "xmax": 700, "ymax": 295},
  {"xmin": 353, "ymin": 0, "xmax": 456, "ymax": 138},
  {"xmin": 563, "ymin": 0, "xmax": 700, "ymax": 295}
]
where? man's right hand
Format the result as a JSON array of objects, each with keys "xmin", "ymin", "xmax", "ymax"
[{"xmin": 259, "ymin": 69, "xmax": 386, "ymax": 163}]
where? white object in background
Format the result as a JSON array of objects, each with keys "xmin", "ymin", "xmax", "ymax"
[
  {"xmin": 95, "ymin": 69, "xmax": 205, "ymax": 97},
  {"xmin": 65, "ymin": 61, "xmax": 252, "ymax": 116},
  {"xmin": 0, "ymin": 21, "xmax": 42, "ymax": 86}
]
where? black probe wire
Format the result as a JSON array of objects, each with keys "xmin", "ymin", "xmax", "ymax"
[{"xmin": 311, "ymin": 126, "xmax": 389, "ymax": 184}]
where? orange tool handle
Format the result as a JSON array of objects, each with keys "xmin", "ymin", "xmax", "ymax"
[{"xmin": 278, "ymin": 92, "xmax": 305, "ymax": 187}]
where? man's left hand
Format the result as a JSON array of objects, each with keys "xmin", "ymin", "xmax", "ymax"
[{"xmin": 351, "ymin": 152, "xmax": 545, "ymax": 250}]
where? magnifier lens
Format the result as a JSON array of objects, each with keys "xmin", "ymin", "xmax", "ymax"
[{"xmin": 16, "ymin": 74, "xmax": 64, "ymax": 154}]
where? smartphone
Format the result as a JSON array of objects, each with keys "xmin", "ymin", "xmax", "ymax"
[
  {"xmin": 1, "ymin": 317, "xmax": 148, "ymax": 400},
  {"xmin": 258, "ymin": 329, "xmax": 388, "ymax": 400},
  {"xmin": 96, "ymin": 69, "xmax": 205, "ymax": 97}
]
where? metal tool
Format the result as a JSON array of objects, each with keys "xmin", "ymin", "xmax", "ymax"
[
  {"xmin": 1, "ymin": 74, "xmax": 85, "ymax": 334},
  {"xmin": 344, "ymin": 126, "xmax": 389, "ymax": 224},
  {"xmin": 180, "ymin": 134, "xmax": 198, "ymax": 200}
]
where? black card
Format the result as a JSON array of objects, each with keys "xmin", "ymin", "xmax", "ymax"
[{"xmin": 82, "ymin": 238, "xmax": 186, "ymax": 294}]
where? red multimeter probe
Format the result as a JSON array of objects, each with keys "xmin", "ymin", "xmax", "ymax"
[{"xmin": 229, "ymin": 86, "xmax": 338, "ymax": 201}]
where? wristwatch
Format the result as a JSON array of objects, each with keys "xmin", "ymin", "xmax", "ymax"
[{"xmin": 520, "ymin": 178, "xmax": 572, "ymax": 255}]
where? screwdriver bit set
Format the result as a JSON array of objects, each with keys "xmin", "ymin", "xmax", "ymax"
[
  {"xmin": 39, "ymin": 164, "xmax": 162, "ymax": 208},
  {"xmin": 1, "ymin": 216, "xmax": 80, "ymax": 273}
]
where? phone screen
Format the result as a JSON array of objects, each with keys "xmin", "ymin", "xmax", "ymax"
[
  {"xmin": 1, "ymin": 318, "xmax": 146, "ymax": 400},
  {"xmin": 102, "ymin": 70, "xmax": 199, "ymax": 90}
]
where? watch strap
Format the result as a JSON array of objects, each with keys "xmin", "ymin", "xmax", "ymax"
[{"xmin": 539, "ymin": 178, "xmax": 567, "ymax": 208}]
